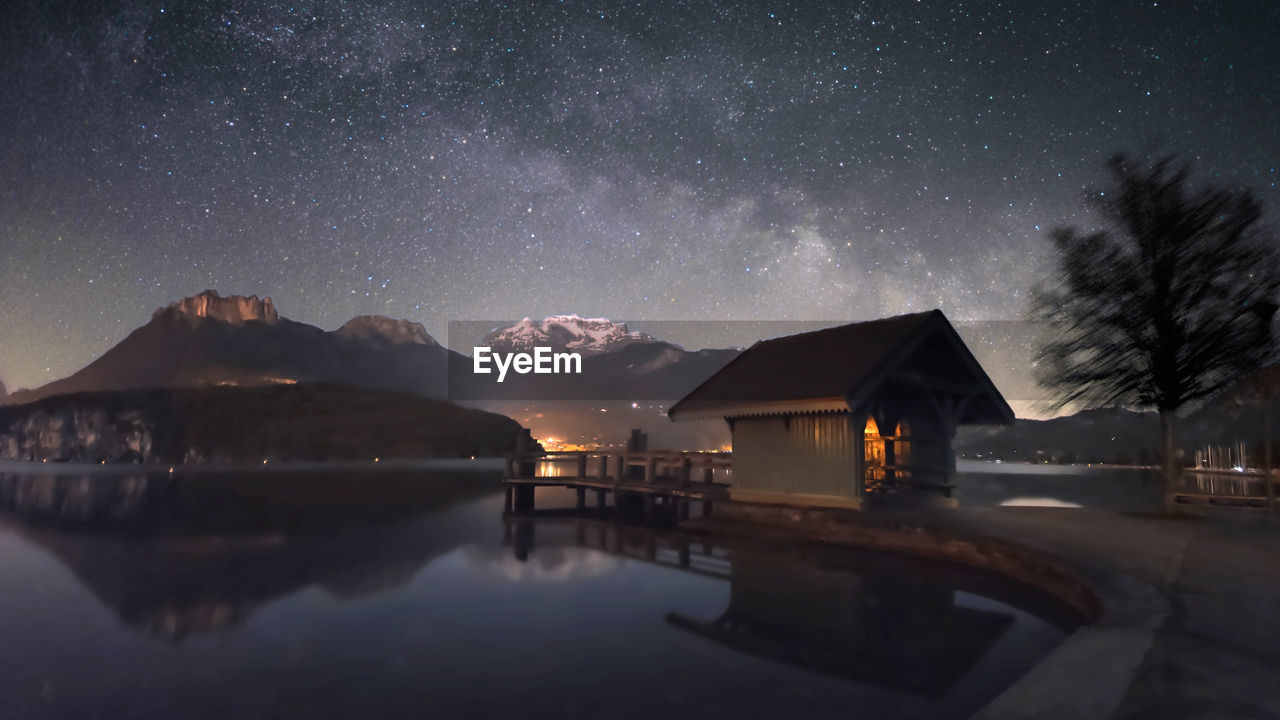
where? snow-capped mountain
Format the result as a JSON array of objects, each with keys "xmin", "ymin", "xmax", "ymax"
[
  {"xmin": 481, "ymin": 315, "xmax": 660, "ymax": 357},
  {"xmin": 336, "ymin": 315, "xmax": 438, "ymax": 346},
  {"xmin": 454, "ymin": 316, "xmax": 741, "ymax": 401}
]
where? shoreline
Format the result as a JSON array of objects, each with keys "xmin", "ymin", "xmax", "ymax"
[
  {"xmin": 0, "ymin": 457, "xmax": 508, "ymax": 475},
  {"xmin": 683, "ymin": 503, "xmax": 1280, "ymax": 719}
]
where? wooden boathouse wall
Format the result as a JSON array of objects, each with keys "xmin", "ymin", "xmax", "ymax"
[{"xmin": 729, "ymin": 413, "xmax": 862, "ymax": 508}]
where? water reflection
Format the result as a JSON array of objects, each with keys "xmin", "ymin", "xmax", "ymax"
[
  {"xmin": 960, "ymin": 462, "xmax": 1274, "ymax": 510},
  {"xmin": 0, "ymin": 470, "xmax": 500, "ymax": 640},
  {"xmin": 0, "ymin": 471, "xmax": 1084, "ymax": 719},
  {"xmin": 500, "ymin": 511, "xmax": 1085, "ymax": 707},
  {"xmin": 956, "ymin": 461, "xmax": 1162, "ymax": 509},
  {"xmin": 470, "ymin": 545, "xmax": 623, "ymax": 583},
  {"xmin": 998, "ymin": 497, "xmax": 1085, "ymax": 508}
]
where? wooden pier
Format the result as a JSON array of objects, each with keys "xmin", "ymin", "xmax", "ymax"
[{"xmin": 502, "ymin": 438, "xmax": 732, "ymax": 518}]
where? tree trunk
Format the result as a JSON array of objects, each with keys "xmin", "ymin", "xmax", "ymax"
[
  {"xmin": 1160, "ymin": 409, "xmax": 1179, "ymax": 514},
  {"xmin": 1265, "ymin": 401, "xmax": 1275, "ymax": 522}
]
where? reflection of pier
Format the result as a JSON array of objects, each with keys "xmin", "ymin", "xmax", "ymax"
[
  {"xmin": 1175, "ymin": 471, "xmax": 1279, "ymax": 509},
  {"xmin": 503, "ymin": 512, "xmax": 1085, "ymax": 699},
  {"xmin": 503, "ymin": 509, "xmax": 731, "ymax": 575}
]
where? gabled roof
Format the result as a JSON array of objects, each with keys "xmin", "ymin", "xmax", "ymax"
[{"xmin": 667, "ymin": 309, "xmax": 1014, "ymax": 424}]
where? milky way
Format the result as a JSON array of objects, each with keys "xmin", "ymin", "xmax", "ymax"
[{"xmin": 2, "ymin": 1, "xmax": 1278, "ymax": 394}]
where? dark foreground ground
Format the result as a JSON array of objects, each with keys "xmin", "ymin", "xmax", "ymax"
[
  {"xmin": 896, "ymin": 508, "xmax": 1279, "ymax": 720},
  {"xmin": 693, "ymin": 504, "xmax": 1280, "ymax": 719}
]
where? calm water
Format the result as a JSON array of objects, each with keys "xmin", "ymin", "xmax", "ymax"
[
  {"xmin": 538, "ymin": 455, "xmax": 1168, "ymax": 510},
  {"xmin": 954, "ymin": 460, "xmax": 1164, "ymax": 510},
  {"xmin": 0, "ymin": 469, "xmax": 1085, "ymax": 720}
]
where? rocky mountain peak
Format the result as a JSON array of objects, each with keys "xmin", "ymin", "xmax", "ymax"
[
  {"xmin": 336, "ymin": 315, "xmax": 438, "ymax": 346},
  {"xmin": 154, "ymin": 290, "xmax": 279, "ymax": 325},
  {"xmin": 481, "ymin": 314, "xmax": 658, "ymax": 357}
]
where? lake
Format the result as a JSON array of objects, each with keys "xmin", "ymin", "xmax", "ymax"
[
  {"xmin": 954, "ymin": 460, "xmax": 1165, "ymax": 510},
  {"xmin": 537, "ymin": 455, "xmax": 1168, "ymax": 510},
  {"xmin": 0, "ymin": 468, "xmax": 1088, "ymax": 719}
]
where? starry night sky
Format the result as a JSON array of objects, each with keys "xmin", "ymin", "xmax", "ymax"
[{"xmin": 2, "ymin": 1, "xmax": 1278, "ymax": 395}]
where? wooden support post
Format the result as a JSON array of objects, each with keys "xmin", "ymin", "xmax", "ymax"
[
  {"xmin": 596, "ymin": 488, "xmax": 607, "ymax": 508},
  {"xmin": 513, "ymin": 521, "xmax": 534, "ymax": 562},
  {"xmin": 515, "ymin": 429, "xmax": 535, "ymax": 478},
  {"xmin": 576, "ymin": 487, "xmax": 586, "ymax": 510},
  {"xmin": 703, "ymin": 465, "xmax": 715, "ymax": 484},
  {"xmin": 615, "ymin": 454, "xmax": 627, "ymax": 481},
  {"xmin": 577, "ymin": 452, "xmax": 588, "ymax": 478},
  {"xmin": 645, "ymin": 456, "xmax": 657, "ymax": 484},
  {"xmin": 504, "ymin": 485, "xmax": 513, "ymax": 513},
  {"xmin": 850, "ymin": 405, "xmax": 867, "ymax": 500},
  {"xmin": 514, "ymin": 485, "xmax": 536, "ymax": 512},
  {"xmin": 679, "ymin": 500, "xmax": 690, "ymax": 521},
  {"xmin": 883, "ymin": 426, "xmax": 896, "ymax": 487},
  {"xmin": 597, "ymin": 454, "xmax": 608, "ymax": 480},
  {"xmin": 680, "ymin": 457, "xmax": 692, "ymax": 486}
]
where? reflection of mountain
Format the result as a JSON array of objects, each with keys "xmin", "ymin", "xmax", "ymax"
[
  {"xmin": 463, "ymin": 544, "xmax": 622, "ymax": 583},
  {"xmin": 0, "ymin": 471, "xmax": 496, "ymax": 641}
]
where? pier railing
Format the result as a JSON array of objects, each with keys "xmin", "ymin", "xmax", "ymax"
[
  {"xmin": 504, "ymin": 449, "xmax": 732, "ymax": 486},
  {"xmin": 502, "ymin": 447, "xmax": 731, "ymax": 516}
]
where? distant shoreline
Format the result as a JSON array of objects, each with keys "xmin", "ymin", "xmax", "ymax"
[
  {"xmin": 956, "ymin": 459, "xmax": 1157, "ymax": 474},
  {"xmin": 0, "ymin": 457, "xmax": 507, "ymax": 475}
]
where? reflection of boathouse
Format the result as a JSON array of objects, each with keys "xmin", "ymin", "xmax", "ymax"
[
  {"xmin": 503, "ymin": 514, "xmax": 1084, "ymax": 702},
  {"xmin": 666, "ymin": 551, "xmax": 1014, "ymax": 697},
  {"xmin": 668, "ymin": 310, "xmax": 1013, "ymax": 508}
]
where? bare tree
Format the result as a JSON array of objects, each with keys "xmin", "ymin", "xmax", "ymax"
[{"xmin": 1032, "ymin": 153, "xmax": 1280, "ymax": 512}]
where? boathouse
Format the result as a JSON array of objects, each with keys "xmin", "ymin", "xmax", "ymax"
[{"xmin": 667, "ymin": 310, "xmax": 1013, "ymax": 509}]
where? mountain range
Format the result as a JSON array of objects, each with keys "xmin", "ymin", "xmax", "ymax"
[
  {"xmin": 955, "ymin": 404, "xmax": 1280, "ymax": 466},
  {"xmin": 2, "ymin": 291, "xmax": 743, "ymax": 405},
  {"xmin": 4, "ymin": 290, "xmax": 1271, "ymax": 464},
  {"xmin": 481, "ymin": 314, "xmax": 658, "ymax": 357},
  {"xmin": 4, "ymin": 291, "xmax": 450, "ymax": 405}
]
